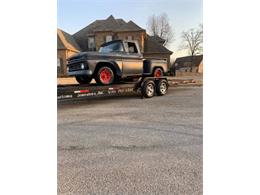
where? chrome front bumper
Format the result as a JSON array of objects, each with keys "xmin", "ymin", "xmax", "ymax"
[{"xmin": 67, "ymin": 69, "xmax": 93, "ymax": 76}]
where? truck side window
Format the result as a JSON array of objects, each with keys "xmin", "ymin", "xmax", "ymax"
[{"xmin": 127, "ymin": 42, "xmax": 138, "ymax": 53}]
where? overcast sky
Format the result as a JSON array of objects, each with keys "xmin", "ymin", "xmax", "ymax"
[{"xmin": 58, "ymin": 0, "xmax": 202, "ymax": 58}]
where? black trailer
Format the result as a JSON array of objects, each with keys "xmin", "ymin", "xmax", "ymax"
[{"xmin": 58, "ymin": 77, "xmax": 168, "ymax": 100}]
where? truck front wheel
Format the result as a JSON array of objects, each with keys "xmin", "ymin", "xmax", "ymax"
[
  {"xmin": 75, "ymin": 75, "xmax": 92, "ymax": 84},
  {"xmin": 95, "ymin": 66, "xmax": 115, "ymax": 85}
]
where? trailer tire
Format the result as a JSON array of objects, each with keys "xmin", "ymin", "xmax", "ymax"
[
  {"xmin": 156, "ymin": 79, "xmax": 168, "ymax": 96},
  {"xmin": 142, "ymin": 80, "xmax": 155, "ymax": 98},
  {"xmin": 75, "ymin": 76, "xmax": 92, "ymax": 84}
]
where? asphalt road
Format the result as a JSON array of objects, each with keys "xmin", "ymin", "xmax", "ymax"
[{"xmin": 58, "ymin": 86, "xmax": 203, "ymax": 194}]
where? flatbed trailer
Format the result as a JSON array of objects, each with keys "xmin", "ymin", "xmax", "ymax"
[{"xmin": 57, "ymin": 77, "xmax": 168, "ymax": 100}]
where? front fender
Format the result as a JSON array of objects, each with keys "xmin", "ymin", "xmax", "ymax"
[{"xmin": 94, "ymin": 60, "xmax": 122, "ymax": 77}]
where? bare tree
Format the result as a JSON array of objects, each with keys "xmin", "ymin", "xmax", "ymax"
[
  {"xmin": 147, "ymin": 13, "xmax": 174, "ymax": 46},
  {"xmin": 181, "ymin": 24, "xmax": 203, "ymax": 71}
]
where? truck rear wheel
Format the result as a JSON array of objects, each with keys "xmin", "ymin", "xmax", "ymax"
[
  {"xmin": 142, "ymin": 80, "xmax": 155, "ymax": 98},
  {"xmin": 75, "ymin": 75, "xmax": 92, "ymax": 84},
  {"xmin": 153, "ymin": 68, "xmax": 163, "ymax": 77},
  {"xmin": 156, "ymin": 80, "xmax": 168, "ymax": 96},
  {"xmin": 95, "ymin": 66, "xmax": 115, "ymax": 85}
]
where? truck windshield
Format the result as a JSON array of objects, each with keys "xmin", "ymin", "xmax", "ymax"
[{"xmin": 99, "ymin": 42, "xmax": 124, "ymax": 53}]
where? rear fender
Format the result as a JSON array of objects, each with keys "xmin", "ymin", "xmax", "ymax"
[{"xmin": 143, "ymin": 60, "xmax": 165, "ymax": 75}]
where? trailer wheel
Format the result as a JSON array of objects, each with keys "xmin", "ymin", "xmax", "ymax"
[
  {"xmin": 75, "ymin": 76, "xmax": 92, "ymax": 84},
  {"xmin": 156, "ymin": 80, "xmax": 168, "ymax": 96},
  {"xmin": 142, "ymin": 80, "xmax": 155, "ymax": 98},
  {"xmin": 95, "ymin": 66, "xmax": 115, "ymax": 85}
]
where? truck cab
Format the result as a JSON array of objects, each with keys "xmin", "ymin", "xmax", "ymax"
[{"xmin": 99, "ymin": 40, "xmax": 143, "ymax": 76}]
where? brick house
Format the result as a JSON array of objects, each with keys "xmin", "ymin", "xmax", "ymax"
[
  {"xmin": 73, "ymin": 15, "xmax": 172, "ymax": 68},
  {"xmin": 57, "ymin": 28, "xmax": 81, "ymax": 77},
  {"xmin": 174, "ymin": 55, "xmax": 203, "ymax": 75}
]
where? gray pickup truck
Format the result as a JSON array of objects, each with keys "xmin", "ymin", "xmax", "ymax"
[{"xmin": 67, "ymin": 40, "xmax": 168, "ymax": 85}]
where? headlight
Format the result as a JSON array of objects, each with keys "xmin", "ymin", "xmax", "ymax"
[{"xmin": 81, "ymin": 63, "xmax": 85, "ymax": 69}]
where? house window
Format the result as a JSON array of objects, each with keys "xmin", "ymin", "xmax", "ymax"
[
  {"xmin": 57, "ymin": 58, "xmax": 63, "ymax": 74},
  {"xmin": 57, "ymin": 58, "xmax": 61, "ymax": 67},
  {"xmin": 106, "ymin": 35, "xmax": 112, "ymax": 42},
  {"xmin": 57, "ymin": 58, "xmax": 63, "ymax": 67},
  {"xmin": 88, "ymin": 37, "xmax": 95, "ymax": 50},
  {"xmin": 127, "ymin": 36, "xmax": 132, "ymax": 40}
]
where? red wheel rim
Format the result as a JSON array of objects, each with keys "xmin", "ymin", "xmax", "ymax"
[
  {"xmin": 154, "ymin": 69, "xmax": 162, "ymax": 77},
  {"xmin": 100, "ymin": 68, "xmax": 112, "ymax": 84}
]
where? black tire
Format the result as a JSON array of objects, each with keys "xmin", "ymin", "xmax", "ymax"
[
  {"xmin": 153, "ymin": 68, "xmax": 164, "ymax": 77},
  {"xmin": 141, "ymin": 80, "xmax": 155, "ymax": 98},
  {"xmin": 156, "ymin": 80, "xmax": 168, "ymax": 96},
  {"xmin": 75, "ymin": 75, "xmax": 92, "ymax": 84},
  {"xmin": 95, "ymin": 66, "xmax": 115, "ymax": 85}
]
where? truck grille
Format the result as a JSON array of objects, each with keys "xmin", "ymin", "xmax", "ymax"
[{"xmin": 68, "ymin": 63, "xmax": 82, "ymax": 71}]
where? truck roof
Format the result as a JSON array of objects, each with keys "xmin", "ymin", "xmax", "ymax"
[{"xmin": 100, "ymin": 39, "xmax": 138, "ymax": 47}]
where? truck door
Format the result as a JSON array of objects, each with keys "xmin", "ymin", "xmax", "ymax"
[{"xmin": 122, "ymin": 42, "xmax": 143, "ymax": 76}]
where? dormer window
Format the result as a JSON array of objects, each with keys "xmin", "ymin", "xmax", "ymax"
[
  {"xmin": 106, "ymin": 35, "xmax": 112, "ymax": 42},
  {"xmin": 88, "ymin": 37, "xmax": 95, "ymax": 50}
]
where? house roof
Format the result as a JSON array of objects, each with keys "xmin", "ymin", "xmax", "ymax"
[
  {"xmin": 150, "ymin": 35, "xmax": 166, "ymax": 44},
  {"xmin": 73, "ymin": 15, "xmax": 144, "ymax": 36},
  {"xmin": 71, "ymin": 15, "xmax": 173, "ymax": 55},
  {"xmin": 174, "ymin": 55, "xmax": 203, "ymax": 67},
  {"xmin": 144, "ymin": 35, "xmax": 173, "ymax": 54},
  {"xmin": 57, "ymin": 29, "xmax": 81, "ymax": 51}
]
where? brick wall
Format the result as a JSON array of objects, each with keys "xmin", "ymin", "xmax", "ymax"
[
  {"xmin": 57, "ymin": 49, "xmax": 79, "ymax": 77},
  {"xmin": 95, "ymin": 32, "xmax": 114, "ymax": 50},
  {"xmin": 57, "ymin": 50, "xmax": 67, "ymax": 76},
  {"xmin": 74, "ymin": 30, "xmax": 146, "ymax": 52},
  {"xmin": 116, "ymin": 31, "xmax": 145, "ymax": 52},
  {"xmin": 94, "ymin": 31, "xmax": 145, "ymax": 51}
]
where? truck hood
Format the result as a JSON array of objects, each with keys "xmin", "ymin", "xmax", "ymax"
[{"xmin": 68, "ymin": 51, "xmax": 121, "ymax": 61}]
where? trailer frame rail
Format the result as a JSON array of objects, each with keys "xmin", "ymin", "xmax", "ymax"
[{"xmin": 57, "ymin": 77, "xmax": 168, "ymax": 100}]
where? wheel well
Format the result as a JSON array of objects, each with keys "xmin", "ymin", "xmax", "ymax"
[
  {"xmin": 94, "ymin": 62, "xmax": 118, "ymax": 76},
  {"xmin": 152, "ymin": 66, "xmax": 164, "ymax": 74}
]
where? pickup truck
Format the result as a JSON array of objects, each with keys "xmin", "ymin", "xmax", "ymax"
[{"xmin": 67, "ymin": 40, "xmax": 168, "ymax": 85}]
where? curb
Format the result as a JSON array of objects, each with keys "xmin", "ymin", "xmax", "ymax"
[
  {"xmin": 167, "ymin": 78, "xmax": 203, "ymax": 87},
  {"xmin": 169, "ymin": 83, "xmax": 203, "ymax": 87}
]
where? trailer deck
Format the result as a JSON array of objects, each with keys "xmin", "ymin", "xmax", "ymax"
[{"xmin": 57, "ymin": 77, "xmax": 168, "ymax": 100}]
